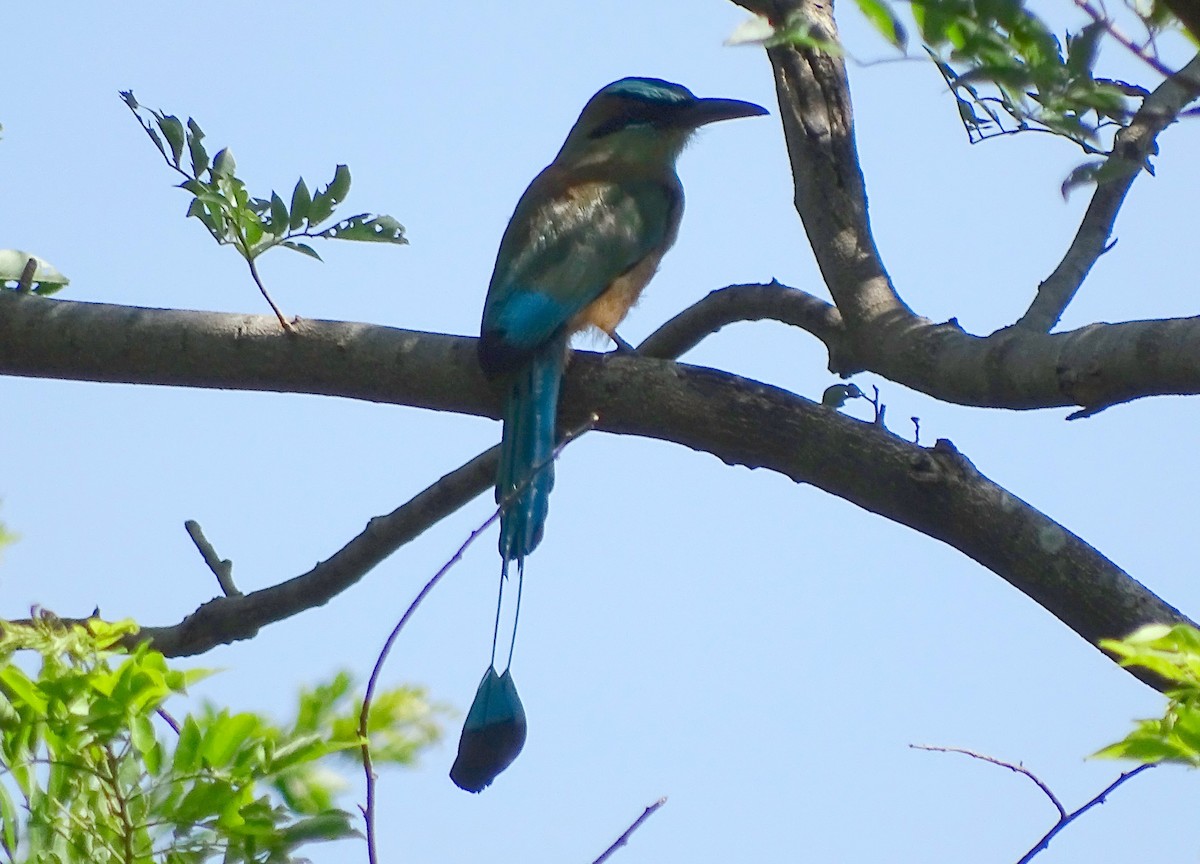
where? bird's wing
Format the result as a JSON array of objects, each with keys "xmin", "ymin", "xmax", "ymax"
[{"xmin": 480, "ymin": 173, "xmax": 677, "ymax": 367}]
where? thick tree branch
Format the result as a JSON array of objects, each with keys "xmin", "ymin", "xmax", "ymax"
[
  {"xmin": 764, "ymin": 0, "xmax": 908, "ymax": 333},
  {"xmin": 1017, "ymin": 55, "xmax": 1200, "ymax": 333},
  {"xmin": 751, "ymin": 2, "xmax": 1200, "ymax": 410},
  {"xmin": 0, "ymin": 293, "xmax": 1190, "ymax": 688},
  {"xmin": 7, "ymin": 292, "xmax": 1200, "ymax": 412}
]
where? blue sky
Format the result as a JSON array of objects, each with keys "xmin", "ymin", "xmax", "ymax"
[{"xmin": 3, "ymin": 3, "xmax": 1200, "ymax": 862}]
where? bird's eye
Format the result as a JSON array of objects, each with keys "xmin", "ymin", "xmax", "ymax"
[{"xmin": 588, "ymin": 101, "xmax": 676, "ymax": 139}]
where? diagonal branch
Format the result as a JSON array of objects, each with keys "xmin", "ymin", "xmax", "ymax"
[
  {"xmin": 138, "ymin": 446, "xmax": 497, "ymax": 656},
  {"xmin": 912, "ymin": 744, "xmax": 1155, "ymax": 863},
  {"xmin": 0, "ymin": 293, "xmax": 1192, "ymax": 688},
  {"xmin": 1017, "ymin": 54, "xmax": 1200, "ymax": 333}
]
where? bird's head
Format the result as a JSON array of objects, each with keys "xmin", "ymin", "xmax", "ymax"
[{"xmin": 555, "ymin": 77, "xmax": 767, "ymax": 166}]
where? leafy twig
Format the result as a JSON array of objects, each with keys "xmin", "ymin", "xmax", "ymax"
[{"xmin": 119, "ymin": 91, "xmax": 405, "ymax": 329}]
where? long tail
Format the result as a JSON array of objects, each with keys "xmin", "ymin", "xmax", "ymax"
[{"xmin": 496, "ymin": 337, "xmax": 566, "ymax": 567}]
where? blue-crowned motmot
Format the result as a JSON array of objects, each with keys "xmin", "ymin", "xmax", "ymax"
[{"xmin": 450, "ymin": 77, "xmax": 767, "ymax": 793}]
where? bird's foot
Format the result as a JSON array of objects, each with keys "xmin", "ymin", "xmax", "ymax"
[{"xmin": 608, "ymin": 331, "xmax": 638, "ymax": 354}]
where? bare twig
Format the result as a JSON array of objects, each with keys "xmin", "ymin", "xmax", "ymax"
[
  {"xmin": 591, "ymin": 798, "xmax": 668, "ymax": 864},
  {"xmin": 912, "ymin": 744, "xmax": 1155, "ymax": 862},
  {"xmin": 16, "ymin": 257, "xmax": 37, "ymax": 294},
  {"xmin": 183, "ymin": 520, "xmax": 239, "ymax": 597},
  {"xmin": 1017, "ymin": 764, "xmax": 1155, "ymax": 864},
  {"xmin": 244, "ymin": 254, "xmax": 292, "ymax": 333},
  {"xmin": 910, "ymin": 745, "xmax": 1065, "ymax": 816},
  {"xmin": 358, "ymin": 418, "xmax": 596, "ymax": 864},
  {"xmin": 1017, "ymin": 53, "xmax": 1200, "ymax": 332}
]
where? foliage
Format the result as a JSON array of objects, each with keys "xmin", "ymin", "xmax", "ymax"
[
  {"xmin": 118, "ymin": 91, "xmax": 407, "ymax": 326},
  {"xmin": 915, "ymin": 0, "xmax": 1142, "ymax": 149},
  {"xmin": 119, "ymin": 92, "xmax": 407, "ymax": 265},
  {"xmin": 0, "ymin": 616, "xmax": 444, "ymax": 863},
  {"xmin": 734, "ymin": 0, "xmax": 1182, "ymax": 160},
  {"xmin": 1097, "ymin": 624, "xmax": 1200, "ymax": 765}
]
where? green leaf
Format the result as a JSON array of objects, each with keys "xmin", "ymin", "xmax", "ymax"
[
  {"xmin": 0, "ymin": 782, "xmax": 17, "ymax": 853},
  {"xmin": 328, "ymin": 163, "xmax": 351, "ymax": 203},
  {"xmin": 307, "ymin": 164, "xmax": 351, "ymax": 228},
  {"xmin": 279, "ymin": 811, "xmax": 358, "ymax": 847},
  {"xmin": 211, "ymin": 147, "xmax": 237, "ymax": 178},
  {"xmin": 280, "ymin": 240, "xmax": 322, "ymax": 261},
  {"xmin": 289, "ymin": 178, "xmax": 312, "ymax": 230},
  {"xmin": 201, "ymin": 712, "xmax": 260, "ymax": 768},
  {"xmin": 268, "ymin": 734, "xmax": 338, "ymax": 774},
  {"xmin": 174, "ymin": 716, "xmax": 203, "ymax": 774},
  {"xmin": 130, "ymin": 713, "xmax": 162, "ymax": 774},
  {"xmin": 186, "ymin": 197, "xmax": 222, "ymax": 241},
  {"xmin": 159, "ymin": 114, "xmax": 186, "ymax": 166},
  {"xmin": 854, "ymin": 0, "xmax": 908, "ymax": 49},
  {"xmin": 1066, "ymin": 20, "xmax": 1105, "ymax": 76},
  {"xmin": 0, "ymin": 665, "xmax": 48, "ymax": 715},
  {"xmin": 187, "ymin": 118, "xmax": 209, "ymax": 177},
  {"xmin": 268, "ymin": 192, "xmax": 289, "ymax": 236},
  {"xmin": 316, "ymin": 213, "xmax": 407, "ymax": 244}
]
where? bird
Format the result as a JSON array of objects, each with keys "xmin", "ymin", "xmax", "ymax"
[{"xmin": 451, "ymin": 76, "xmax": 767, "ymax": 793}]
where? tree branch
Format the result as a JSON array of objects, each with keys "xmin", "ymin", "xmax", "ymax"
[
  {"xmin": 637, "ymin": 281, "xmax": 848, "ymax": 365},
  {"xmin": 8, "ymin": 291, "xmax": 1200, "ymax": 414},
  {"xmin": 0, "ymin": 293, "xmax": 1191, "ymax": 688},
  {"xmin": 912, "ymin": 744, "xmax": 1155, "ymax": 863},
  {"xmin": 751, "ymin": 3, "xmax": 1200, "ymax": 410},
  {"xmin": 137, "ymin": 446, "xmax": 497, "ymax": 656},
  {"xmin": 1017, "ymin": 54, "xmax": 1200, "ymax": 333}
]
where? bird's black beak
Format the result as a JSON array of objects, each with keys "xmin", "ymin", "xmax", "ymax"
[{"xmin": 684, "ymin": 96, "xmax": 769, "ymax": 127}]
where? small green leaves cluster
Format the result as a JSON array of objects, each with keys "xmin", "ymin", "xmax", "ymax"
[
  {"xmin": 118, "ymin": 92, "xmax": 406, "ymax": 265},
  {"xmin": 0, "ymin": 616, "xmax": 444, "ymax": 863},
  {"xmin": 914, "ymin": 0, "xmax": 1136, "ymax": 148},
  {"xmin": 1097, "ymin": 624, "xmax": 1200, "ymax": 765}
]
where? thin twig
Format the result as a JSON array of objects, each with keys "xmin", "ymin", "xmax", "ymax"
[
  {"xmin": 155, "ymin": 707, "xmax": 181, "ymax": 735},
  {"xmin": 183, "ymin": 520, "xmax": 239, "ymax": 597},
  {"xmin": 911, "ymin": 744, "xmax": 1156, "ymax": 863},
  {"xmin": 1016, "ymin": 764, "xmax": 1154, "ymax": 864},
  {"xmin": 591, "ymin": 798, "xmax": 668, "ymax": 864},
  {"xmin": 910, "ymin": 745, "xmax": 1065, "ymax": 816},
  {"xmin": 245, "ymin": 255, "xmax": 292, "ymax": 332},
  {"xmin": 358, "ymin": 416, "xmax": 597, "ymax": 864}
]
